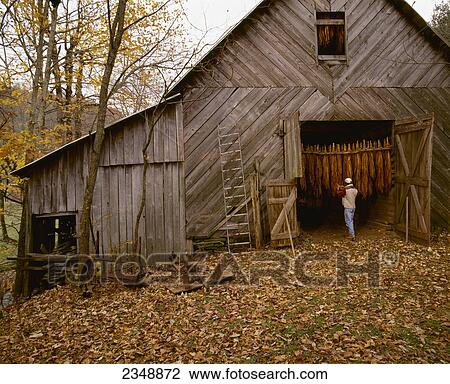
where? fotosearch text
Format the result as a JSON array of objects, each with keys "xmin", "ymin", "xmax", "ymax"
[{"xmin": 56, "ymin": 250, "xmax": 400, "ymax": 289}]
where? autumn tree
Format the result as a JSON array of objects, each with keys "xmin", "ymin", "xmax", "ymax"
[
  {"xmin": 78, "ymin": 0, "xmax": 196, "ymax": 258},
  {"xmin": 0, "ymin": 0, "xmax": 188, "ymax": 142},
  {"xmin": 0, "ymin": 0, "xmax": 189, "ymax": 213},
  {"xmin": 77, "ymin": 0, "xmax": 128, "ymax": 258},
  {"xmin": 431, "ymin": 0, "xmax": 450, "ymax": 43},
  {"xmin": 0, "ymin": 84, "xmax": 64, "ymax": 242}
]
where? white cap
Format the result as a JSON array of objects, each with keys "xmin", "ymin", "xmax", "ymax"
[{"xmin": 344, "ymin": 178, "xmax": 353, "ymax": 184}]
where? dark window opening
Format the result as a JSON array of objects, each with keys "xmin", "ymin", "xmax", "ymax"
[
  {"xmin": 301, "ymin": 120, "xmax": 392, "ymax": 145},
  {"xmin": 33, "ymin": 214, "xmax": 77, "ymax": 254},
  {"xmin": 316, "ymin": 12, "xmax": 346, "ymax": 58}
]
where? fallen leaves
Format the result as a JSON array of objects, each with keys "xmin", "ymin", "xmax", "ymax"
[{"xmin": 0, "ymin": 230, "xmax": 449, "ymax": 363}]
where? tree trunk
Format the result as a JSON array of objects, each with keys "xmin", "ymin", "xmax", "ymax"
[
  {"xmin": 132, "ymin": 113, "xmax": 154, "ymax": 253},
  {"xmin": 0, "ymin": 190, "xmax": 10, "ymax": 242},
  {"xmin": 63, "ymin": 40, "xmax": 74, "ymax": 140},
  {"xmin": 78, "ymin": 0, "xmax": 128, "ymax": 256},
  {"xmin": 14, "ymin": 182, "xmax": 30, "ymax": 297},
  {"xmin": 37, "ymin": 0, "xmax": 60, "ymax": 131},
  {"xmin": 52, "ymin": 44, "xmax": 65, "ymax": 127},
  {"xmin": 28, "ymin": 0, "xmax": 49, "ymax": 134},
  {"xmin": 73, "ymin": 57, "xmax": 84, "ymax": 139}
]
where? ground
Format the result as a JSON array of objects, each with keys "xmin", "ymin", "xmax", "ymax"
[{"xmin": 0, "ymin": 227, "xmax": 448, "ymax": 363}]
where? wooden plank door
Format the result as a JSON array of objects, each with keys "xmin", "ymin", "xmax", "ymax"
[
  {"xmin": 282, "ymin": 112, "xmax": 303, "ymax": 179},
  {"xmin": 267, "ymin": 179, "xmax": 299, "ymax": 247},
  {"xmin": 394, "ymin": 115, "xmax": 434, "ymax": 244}
]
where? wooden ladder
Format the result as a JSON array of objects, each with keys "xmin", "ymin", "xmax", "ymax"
[{"xmin": 217, "ymin": 126, "xmax": 251, "ymax": 253}]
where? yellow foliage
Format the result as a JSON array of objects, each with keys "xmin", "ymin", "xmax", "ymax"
[{"xmin": 0, "ymin": 122, "xmax": 65, "ymax": 192}]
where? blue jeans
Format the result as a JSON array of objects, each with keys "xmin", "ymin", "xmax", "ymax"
[{"xmin": 344, "ymin": 208, "xmax": 356, "ymax": 237}]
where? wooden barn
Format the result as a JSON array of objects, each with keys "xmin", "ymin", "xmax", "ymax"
[{"xmin": 14, "ymin": 0, "xmax": 450, "ymax": 260}]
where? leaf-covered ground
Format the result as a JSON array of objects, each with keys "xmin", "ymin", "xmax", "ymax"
[{"xmin": 0, "ymin": 229, "xmax": 448, "ymax": 363}]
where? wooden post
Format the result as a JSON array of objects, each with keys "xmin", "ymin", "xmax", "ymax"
[
  {"xmin": 250, "ymin": 160, "xmax": 263, "ymax": 249},
  {"xmin": 23, "ymin": 253, "xmax": 31, "ymax": 297},
  {"xmin": 250, "ymin": 175, "xmax": 262, "ymax": 249},
  {"xmin": 186, "ymin": 239, "xmax": 194, "ymax": 254},
  {"xmin": 284, "ymin": 209, "xmax": 295, "ymax": 257},
  {"xmin": 180, "ymin": 254, "xmax": 190, "ymax": 287},
  {"xmin": 405, "ymin": 195, "xmax": 409, "ymax": 243}
]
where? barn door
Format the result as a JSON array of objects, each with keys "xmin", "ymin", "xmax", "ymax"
[
  {"xmin": 267, "ymin": 179, "xmax": 299, "ymax": 247},
  {"xmin": 282, "ymin": 112, "xmax": 303, "ymax": 179},
  {"xmin": 394, "ymin": 115, "xmax": 434, "ymax": 244}
]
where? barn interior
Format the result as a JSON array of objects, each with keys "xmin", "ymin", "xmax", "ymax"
[
  {"xmin": 29, "ymin": 214, "xmax": 78, "ymax": 291},
  {"xmin": 32, "ymin": 214, "xmax": 77, "ymax": 254},
  {"xmin": 298, "ymin": 120, "xmax": 394, "ymax": 232}
]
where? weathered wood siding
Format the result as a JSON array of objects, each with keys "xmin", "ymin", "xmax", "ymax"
[
  {"xmin": 22, "ymin": 0, "xmax": 450, "ymax": 254},
  {"xmin": 27, "ymin": 103, "xmax": 186, "ymax": 254},
  {"xmin": 182, "ymin": 0, "xmax": 450, "ymax": 236}
]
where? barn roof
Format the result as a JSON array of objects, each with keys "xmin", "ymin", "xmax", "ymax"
[{"xmin": 13, "ymin": 0, "xmax": 450, "ymax": 177}]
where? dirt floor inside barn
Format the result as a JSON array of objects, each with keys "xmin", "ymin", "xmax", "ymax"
[{"xmin": 0, "ymin": 227, "xmax": 448, "ymax": 364}]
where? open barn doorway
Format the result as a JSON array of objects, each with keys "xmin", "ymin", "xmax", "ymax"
[{"xmin": 298, "ymin": 120, "xmax": 394, "ymax": 237}]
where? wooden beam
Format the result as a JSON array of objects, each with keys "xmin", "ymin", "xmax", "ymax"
[
  {"xmin": 316, "ymin": 19, "xmax": 345, "ymax": 26},
  {"xmin": 283, "ymin": 112, "xmax": 302, "ymax": 179},
  {"xmin": 409, "ymin": 185, "xmax": 428, "ymax": 233},
  {"xmin": 284, "ymin": 209, "xmax": 295, "ymax": 257},
  {"xmin": 268, "ymin": 197, "xmax": 290, "ymax": 205},
  {"xmin": 250, "ymin": 172, "xmax": 263, "ymax": 249},
  {"xmin": 405, "ymin": 195, "xmax": 409, "ymax": 243},
  {"xmin": 395, "ymin": 176, "xmax": 429, "ymax": 187},
  {"xmin": 271, "ymin": 230, "xmax": 300, "ymax": 240}
]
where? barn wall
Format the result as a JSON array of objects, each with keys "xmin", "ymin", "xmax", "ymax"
[
  {"xmin": 22, "ymin": 0, "xmax": 450, "ymax": 253},
  {"xmin": 182, "ymin": 0, "xmax": 450, "ymax": 237},
  {"xmin": 27, "ymin": 102, "xmax": 186, "ymax": 254}
]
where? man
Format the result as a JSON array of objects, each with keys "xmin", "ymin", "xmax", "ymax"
[{"xmin": 341, "ymin": 178, "xmax": 358, "ymax": 240}]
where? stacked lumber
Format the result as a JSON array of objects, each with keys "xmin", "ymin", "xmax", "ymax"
[{"xmin": 300, "ymin": 138, "xmax": 392, "ymax": 199}]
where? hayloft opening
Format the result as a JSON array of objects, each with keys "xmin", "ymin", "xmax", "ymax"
[
  {"xmin": 298, "ymin": 121, "xmax": 394, "ymax": 231},
  {"xmin": 316, "ymin": 12, "xmax": 346, "ymax": 60}
]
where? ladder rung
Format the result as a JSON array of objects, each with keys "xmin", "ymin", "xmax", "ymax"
[
  {"xmin": 229, "ymin": 242, "xmax": 251, "ymax": 246},
  {"xmin": 221, "ymin": 150, "xmax": 241, "ymax": 155},
  {"xmin": 226, "ymin": 205, "xmax": 242, "ymax": 210},
  {"xmin": 224, "ymin": 185, "xmax": 244, "ymax": 190},
  {"xmin": 225, "ymin": 194, "xmax": 246, "ymax": 199},
  {"xmin": 226, "ymin": 213, "xmax": 248, "ymax": 217},
  {"xmin": 224, "ymin": 191, "xmax": 244, "ymax": 196},
  {"xmin": 224, "ymin": 222, "xmax": 248, "ymax": 227},
  {"xmin": 223, "ymin": 226, "xmax": 248, "ymax": 231},
  {"xmin": 222, "ymin": 167, "xmax": 242, "ymax": 172},
  {"xmin": 219, "ymin": 142, "xmax": 236, "ymax": 146},
  {"xmin": 224, "ymin": 176, "xmax": 243, "ymax": 181}
]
